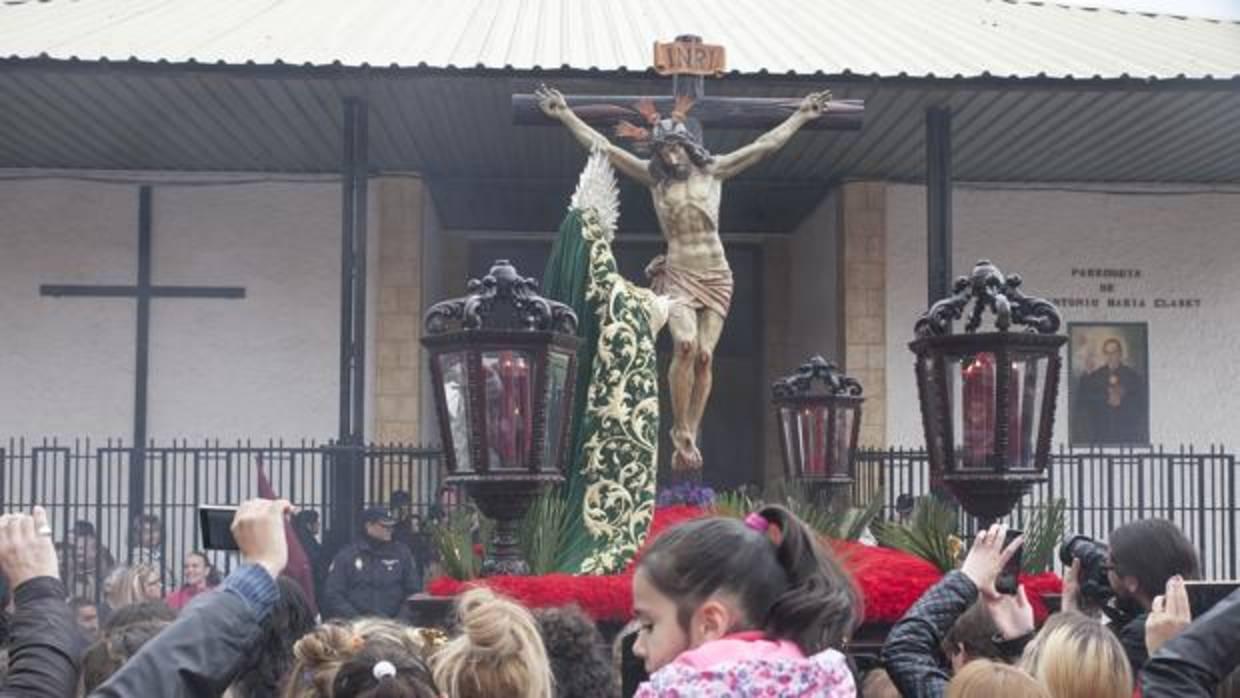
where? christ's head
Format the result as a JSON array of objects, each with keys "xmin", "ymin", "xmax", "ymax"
[{"xmin": 648, "ymin": 118, "xmax": 712, "ymax": 183}]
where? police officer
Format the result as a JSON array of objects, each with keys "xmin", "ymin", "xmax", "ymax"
[{"xmin": 322, "ymin": 507, "xmax": 419, "ymax": 620}]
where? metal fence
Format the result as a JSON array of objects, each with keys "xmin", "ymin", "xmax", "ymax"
[
  {"xmin": 853, "ymin": 445, "xmax": 1238, "ymax": 578},
  {"xmin": 0, "ymin": 438, "xmax": 443, "ymax": 603}
]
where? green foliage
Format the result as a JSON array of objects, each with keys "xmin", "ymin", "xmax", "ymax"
[
  {"xmin": 519, "ymin": 488, "xmax": 578, "ymax": 575},
  {"xmin": 428, "ymin": 504, "xmax": 483, "ymax": 580},
  {"xmin": 872, "ymin": 496, "xmax": 962, "ymax": 573},
  {"xmin": 711, "ymin": 480, "xmax": 884, "ymax": 542},
  {"xmin": 1021, "ymin": 498, "xmax": 1067, "ymax": 574}
]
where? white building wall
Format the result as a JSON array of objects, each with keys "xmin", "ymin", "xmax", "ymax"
[
  {"xmin": 0, "ymin": 172, "xmax": 375, "ymax": 443},
  {"xmin": 885, "ymin": 183, "xmax": 1240, "ymax": 447}
]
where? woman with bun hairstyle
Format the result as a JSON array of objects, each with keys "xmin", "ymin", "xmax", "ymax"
[
  {"xmin": 431, "ymin": 587, "xmax": 553, "ymax": 698},
  {"xmin": 630, "ymin": 505, "xmax": 860, "ymax": 696},
  {"xmin": 283, "ymin": 618, "xmax": 440, "ymax": 698},
  {"xmin": 946, "ymin": 660, "xmax": 1050, "ymax": 698}
]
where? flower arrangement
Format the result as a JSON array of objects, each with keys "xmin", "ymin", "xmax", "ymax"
[{"xmin": 655, "ymin": 481, "xmax": 717, "ymax": 508}]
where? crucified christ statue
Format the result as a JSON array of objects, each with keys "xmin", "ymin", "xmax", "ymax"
[{"xmin": 538, "ymin": 85, "xmax": 832, "ymax": 470}]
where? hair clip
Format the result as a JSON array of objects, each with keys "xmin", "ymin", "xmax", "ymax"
[
  {"xmin": 372, "ymin": 660, "xmax": 397, "ymax": 680},
  {"xmin": 743, "ymin": 512, "xmax": 770, "ymax": 532}
]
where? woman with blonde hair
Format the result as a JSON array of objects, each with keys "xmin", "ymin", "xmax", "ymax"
[
  {"xmin": 947, "ymin": 660, "xmax": 1050, "ymax": 698},
  {"xmin": 1021, "ymin": 612, "xmax": 1133, "ymax": 698},
  {"xmin": 432, "ymin": 587, "xmax": 553, "ymax": 698},
  {"xmin": 103, "ymin": 563, "xmax": 164, "ymax": 612}
]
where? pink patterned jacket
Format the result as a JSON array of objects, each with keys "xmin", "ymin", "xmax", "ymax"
[{"xmin": 634, "ymin": 631, "xmax": 857, "ymax": 698}]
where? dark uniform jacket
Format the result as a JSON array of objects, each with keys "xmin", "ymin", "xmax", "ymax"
[{"xmin": 323, "ymin": 535, "xmax": 418, "ymax": 620}]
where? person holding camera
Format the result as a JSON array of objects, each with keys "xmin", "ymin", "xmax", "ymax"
[
  {"xmin": 882, "ymin": 523, "xmax": 1035, "ymax": 698},
  {"xmin": 1061, "ymin": 518, "xmax": 1200, "ymax": 679}
]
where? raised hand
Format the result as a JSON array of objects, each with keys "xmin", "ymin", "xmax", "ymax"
[
  {"xmin": 797, "ymin": 90, "xmax": 833, "ymax": 118},
  {"xmin": 986, "ymin": 585, "xmax": 1036, "ymax": 640},
  {"xmin": 960, "ymin": 523, "xmax": 1023, "ymax": 595},
  {"xmin": 231, "ymin": 498, "xmax": 293, "ymax": 580},
  {"xmin": 1146, "ymin": 575, "xmax": 1192, "ymax": 655},
  {"xmin": 536, "ymin": 84, "xmax": 569, "ymax": 119},
  {"xmin": 0, "ymin": 506, "xmax": 61, "ymax": 589}
]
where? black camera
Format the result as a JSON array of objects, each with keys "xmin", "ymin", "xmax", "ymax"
[{"xmin": 1059, "ymin": 534, "xmax": 1115, "ymax": 606}]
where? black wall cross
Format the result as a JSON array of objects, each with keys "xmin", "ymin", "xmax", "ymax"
[{"xmin": 40, "ymin": 185, "xmax": 246, "ymax": 518}]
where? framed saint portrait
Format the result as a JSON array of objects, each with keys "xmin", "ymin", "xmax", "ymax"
[{"xmin": 1068, "ymin": 322, "xmax": 1150, "ymax": 447}]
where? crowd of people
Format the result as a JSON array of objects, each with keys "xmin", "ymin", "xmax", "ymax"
[{"xmin": 1, "ymin": 495, "xmax": 1239, "ymax": 697}]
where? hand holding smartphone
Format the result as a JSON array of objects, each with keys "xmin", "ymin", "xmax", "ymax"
[
  {"xmin": 995, "ymin": 528, "xmax": 1024, "ymax": 595},
  {"xmin": 199, "ymin": 505, "xmax": 240, "ymax": 551}
]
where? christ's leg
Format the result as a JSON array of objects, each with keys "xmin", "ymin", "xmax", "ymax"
[
  {"xmin": 666, "ymin": 303, "xmax": 701, "ymax": 470},
  {"xmin": 685, "ymin": 309, "xmax": 725, "ymax": 457}
]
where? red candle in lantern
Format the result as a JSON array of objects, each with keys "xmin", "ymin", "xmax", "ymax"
[{"xmin": 961, "ymin": 354, "xmax": 995, "ymax": 467}]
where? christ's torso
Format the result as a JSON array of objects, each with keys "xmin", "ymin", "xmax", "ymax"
[{"xmin": 651, "ymin": 170, "xmax": 728, "ymax": 270}]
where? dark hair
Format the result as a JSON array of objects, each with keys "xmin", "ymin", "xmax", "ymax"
[
  {"xmin": 332, "ymin": 645, "xmax": 438, "ymax": 698},
  {"xmin": 73, "ymin": 520, "xmax": 98, "ymax": 538},
  {"xmin": 70, "ymin": 596, "xmax": 98, "ymax": 611},
  {"xmin": 186, "ymin": 551, "xmax": 223, "ymax": 587},
  {"xmin": 295, "ymin": 510, "xmax": 320, "ymax": 526},
  {"xmin": 81, "ymin": 619, "xmax": 171, "ymax": 692},
  {"xmin": 637, "ymin": 505, "xmax": 859, "ymax": 654},
  {"xmin": 647, "ymin": 130, "xmax": 713, "ymax": 184},
  {"xmin": 535, "ymin": 606, "xmax": 618, "ymax": 698},
  {"xmin": 941, "ymin": 601, "xmax": 1003, "ymax": 663},
  {"xmin": 231, "ymin": 576, "xmax": 317, "ymax": 698},
  {"xmin": 130, "ymin": 513, "xmax": 161, "ymax": 538},
  {"xmin": 102, "ymin": 600, "xmax": 177, "ymax": 632},
  {"xmin": 1109, "ymin": 519, "xmax": 1200, "ymax": 598}
]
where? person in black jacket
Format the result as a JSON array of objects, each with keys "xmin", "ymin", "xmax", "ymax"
[
  {"xmin": 323, "ymin": 507, "xmax": 419, "ymax": 620},
  {"xmin": 1143, "ymin": 576, "xmax": 1240, "ymax": 697},
  {"xmin": 0, "ymin": 505, "xmax": 87, "ymax": 698},
  {"xmin": 881, "ymin": 523, "xmax": 1035, "ymax": 698}
]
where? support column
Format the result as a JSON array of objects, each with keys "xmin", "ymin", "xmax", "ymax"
[
  {"xmin": 374, "ymin": 177, "xmax": 426, "ymax": 445},
  {"xmin": 926, "ymin": 106, "xmax": 953, "ymax": 306},
  {"xmin": 840, "ymin": 181, "xmax": 888, "ymax": 448}
]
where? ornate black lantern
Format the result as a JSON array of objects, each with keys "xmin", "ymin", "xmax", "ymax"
[
  {"xmin": 772, "ymin": 356, "xmax": 864, "ymax": 503},
  {"xmin": 909, "ymin": 260, "xmax": 1065, "ymax": 524},
  {"xmin": 422, "ymin": 260, "xmax": 580, "ymax": 575}
]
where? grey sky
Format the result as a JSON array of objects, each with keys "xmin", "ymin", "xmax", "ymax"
[{"xmin": 1057, "ymin": 0, "xmax": 1240, "ymax": 20}]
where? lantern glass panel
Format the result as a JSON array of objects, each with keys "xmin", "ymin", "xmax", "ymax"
[
  {"xmin": 780, "ymin": 405, "xmax": 834, "ymax": 477},
  {"xmin": 955, "ymin": 352, "xmax": 1000, "ymax": 469},
  {"xmin": 439, "ymin": 351, "xmax": 473, "ymax": 473},
  {"xmin": 1010, "ymin": 353, "xmax": 1049, "ymax": 469},
  {"xmin": 541, "ymin": 350, "xmax": 573, "ymax": 471},
  {"xmin": 830, "ymin": 406, "xmax": 855, "ymax": 478},
  {"xmin": 481, "ymin": 350, "xmax": 535, "ymax": 469}
]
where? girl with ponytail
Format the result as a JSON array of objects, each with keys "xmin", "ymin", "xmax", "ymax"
[{"xmin": 631, "ymin": 505, "xmax": 860, "ymax": 696}]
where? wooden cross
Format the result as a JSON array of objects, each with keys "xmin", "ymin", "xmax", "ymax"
[
  {"xmin": 513, "ymin": 35, "xmax": 864, "ymax": 133},
  {"xmin": 40, "ymin": 185, "xmax": 246, "ymax": 517}
]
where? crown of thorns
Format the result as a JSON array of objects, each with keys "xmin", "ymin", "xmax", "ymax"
[{"xmin": 613, "ymin": 96, "xmax": 699, "ymax": 146}]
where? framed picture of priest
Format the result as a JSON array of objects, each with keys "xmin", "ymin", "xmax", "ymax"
[{"xmin": 1068, "ymin": 322, "xmax": 1150, "ymax": 446}]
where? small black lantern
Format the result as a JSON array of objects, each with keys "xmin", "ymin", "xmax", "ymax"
[
  {"xmin": 422, "ymin": 260, "xmax": 580, "ymax": 575},
  {"xmin": 772, "ymin": 355, "xmax": 864, "ymax": 503},
  {"xmin": 909, "ymin": 260, "xmax": 1065, "ymax": 524}
]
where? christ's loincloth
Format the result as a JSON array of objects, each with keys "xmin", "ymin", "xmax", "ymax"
[{"xmin": 646, "ymin": 255, "xmax": 734, "ymax": 318}]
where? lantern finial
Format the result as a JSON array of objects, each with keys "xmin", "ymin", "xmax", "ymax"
[
  {"xmin": 915, "ymin": 259, "xmax": 1061, "ymax": 338},
  {"xmin": 425, "ymin": 260, "xmax": 578, "ymax": 335}
]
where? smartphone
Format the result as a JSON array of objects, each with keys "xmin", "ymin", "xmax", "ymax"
[
  {"xmin": 1184, "ymin": 580, "xmax": 1240, "ymax": 618},
  {"xmin": 199, "ymin": 505, "xmax": 239, "ymax": 551},
  {"xmin": 995, "ymin": 528, "xmax": 1024, "ymax": 595}
]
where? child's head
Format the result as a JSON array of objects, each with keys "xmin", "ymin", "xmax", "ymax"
[
  {"xmin": 284, "ymin": 618, "xmax": 433, "ymax": 698},
  {"xmin": 431, "ymin": 588, "xmax": 553, "ymax": 698},
  {"xmin": 534, "ymin": 605, "xmax": 618, "ymax": 698},
  {"xmin": 632, "ymin": 505, "xmax": 859, "ymax": 673}
]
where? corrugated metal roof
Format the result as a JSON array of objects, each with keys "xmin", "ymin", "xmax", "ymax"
[{"xmin": 2, "ymin": 0, "xmax": 1238, "ymax": 80}]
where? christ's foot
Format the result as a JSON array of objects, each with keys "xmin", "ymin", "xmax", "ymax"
[{"xmin": 670, "ymin": 428, "xmax": 703, "ymax": 471}]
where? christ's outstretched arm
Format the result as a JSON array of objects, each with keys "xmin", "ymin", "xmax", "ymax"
[
  {"xmin": 537, "ymin": 85, "xmax": 656, "ymax": 188},
  {"xmin": 712, "ymin": 90, "xmax": 831, "ymax": 180}
]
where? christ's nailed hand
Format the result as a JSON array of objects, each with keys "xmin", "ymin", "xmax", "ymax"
[
  {"xmin": 537, "ymin": 84, "xmax": 568, "ymax": 118},
  {"xmin": 797, "ymin": 90, "xmax": 832, "ymax": 117}
]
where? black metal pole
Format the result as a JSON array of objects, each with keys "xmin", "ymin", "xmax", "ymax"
[
  {"xmin": 332, "ymin": 99, "xmax": 359, "ymax": 552},
  {"xmin": 130, "ymin": 185, "xmax": 152, "ymax": 537},
  {"xmin": 350, "ymin": 99, "xmax": 370, "ymax": 524},
  {"xmin": 926, "ymin": 106, "xmax": 953, "ymax": 306}
]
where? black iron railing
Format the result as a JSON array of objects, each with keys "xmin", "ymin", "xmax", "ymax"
[
  {"xmin": 853, "ymin": 445, "xmax": 1238, "ymax": 578},
  {"xmin": 0, "ymin": 438, "xmax": 443, "ymax": 604}
]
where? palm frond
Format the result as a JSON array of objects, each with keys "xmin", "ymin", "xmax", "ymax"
[
  {"xmin": 519, "ymin": 488, "xmax": 577, "ymax": 575},
  {"xmin": 872, "ymin": 496, "xmax": 961, "ymax": 573},
  {"xmin": 428, "ymin": 505, "xmax": 483, "ymax": 580},
  {"xmin": 1021, "ymin": 498, "xmax": 1067, "ymax": 574}
]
